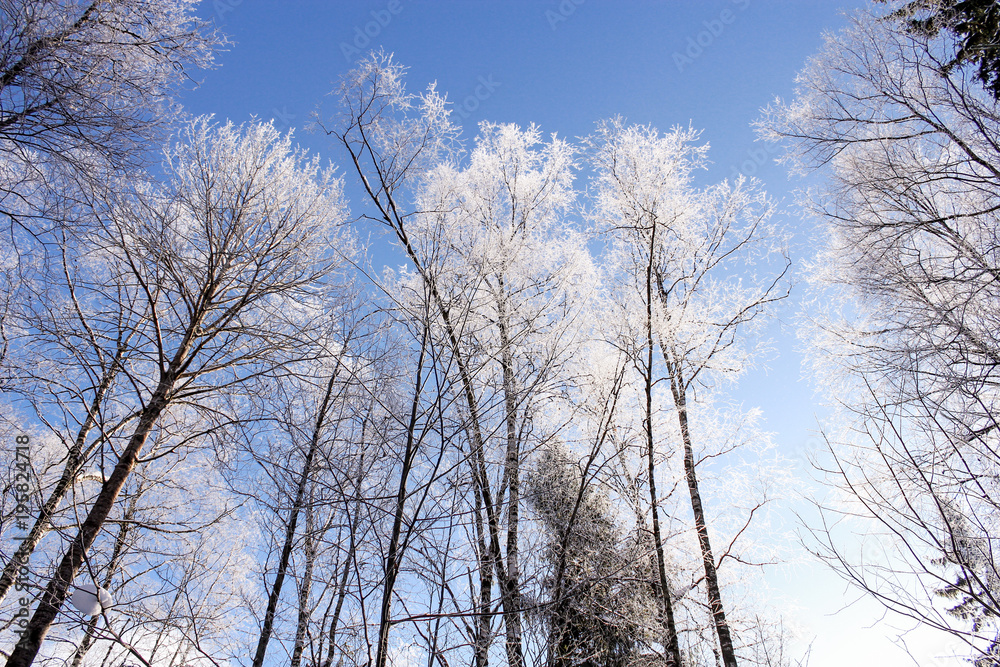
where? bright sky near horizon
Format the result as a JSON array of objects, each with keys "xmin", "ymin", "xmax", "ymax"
[{"xmin": 181, "ymin": 2, "xmax": 964, "ymax": 664}]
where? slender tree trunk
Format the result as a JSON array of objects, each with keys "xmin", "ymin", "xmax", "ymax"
[
  {"xmin": 290, "ymin": 500, "xmax": 317, "ymax": 667},
  {"xmin": 496, "ymin": 283, "xmax": 524, "ymax": 667},
  {"xmin": 375, "ymin": 324, "xmax": 429, "ymax": 667},
  {"xmin": 546, "ymin": 371, "xmax": 626, "ymax": 667},
  {"xmin": 149, "ymin": 567, "xmax": 193, "ymax": 663},
  {"xmin": 69, "ymin": 491, "xmax": 137, "ymax": 667},
  {"xmin": 545, "ymin": 463, "xmax": 596, "ymax": 667},
  {"xmin": 166, "ymin": 618, "xmax": 196, "ymax": 667},
  {"xmin": 644, "ymin": 223, "xmax": 683, "ymax": 667},
  {"xmin": 339, "ymin": 140, "xmax": 512, "ymax": 667},
  {"xmin": 385, "ymin": 203, "xmax": 511, "ymax": 667},
  {"xmin": 644, "ymin": 344, "xmax": 683, "ymax": 667},
  {"xmin": 425, "ymin": 486, "xmax": 458, "ymax": 667},
  {"xmin": 666, "ymin": 361, "xmax": 737, "ymax": 667},
  {"xmin": 320, "ymin": 451, "xmax": 364, "ymax": 667},
  {"xmin": 252, "ymin": 367, "xmax": 342, "ymax": 667},
  {"xmin": 471, "ymin": 451, "xmax": 494, "ymax": 667},
  {"xmin": 442, "ymin": 291, "xmax": 511, "ymax": 667}
]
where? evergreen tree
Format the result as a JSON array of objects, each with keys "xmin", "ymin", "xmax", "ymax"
[
  {"xmin": 879, "ymin": 0, "xmax": 1000, "ymax": 99},
  {"xmin": 529, "ymin": 444, "xmax": 655, "ymax": 667}
]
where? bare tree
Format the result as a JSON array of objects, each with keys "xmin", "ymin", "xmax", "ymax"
[
  {"xmin": 249, "ymin": 365, "xmax": 348, "ymax": 667},
  {"xmin": 46, "ymin": 449, "xmax": 244, "ymax": 667},
  {"xmin": 0, "ymin": 230, "xmax": 137, "ymax": 609},
  {"xmin": 325, "ymin": 53, "xmax": 595, "ymax": 667},
  {"xmin": 408, "ymin": 119, "xmax": 591, "ymax": 667},
  {"xmin": 246, "ymin": 308, "xmax": 377, "ymax": 667}
]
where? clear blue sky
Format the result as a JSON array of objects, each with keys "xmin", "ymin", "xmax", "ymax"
[
  {"xmin": 183, "ymin": 1, "xmax": 862, "ymax": 184},
  {"xmin": 180, "ymin": 2, "xmax": 961, "ymax": 664}
]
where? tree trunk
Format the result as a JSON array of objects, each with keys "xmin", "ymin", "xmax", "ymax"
[
  {"xmin": 387, "ymin": 203, "xmax": 510, "ymax": 667},
  {"xmin": 644, "ymin": 223, "xmax": 683, "ymax": 667},
  {"xmin": 320, "ymin": 450, "xmax": 364, "ymax": 667},
  {"xmin": 471, "ymin": 462, "xmax": 493, "ymax": 667},
  {"xmin": 375, "ymin": 325, "xmax": 429, "ymax": 667},
  {"xmin": 667, "ymin": 362, "xmax": 737, "ymax": 667},
  {"xmin": 340, "ymin": 137, "xmax": 513, "ymax": 667},
  {"xmin": 290, "ymin": 500, "xmax": 317, "ymax": 667},
  {"xmin": 69, "ymin": 491, "xmax": 137, "ymax": 667},
  {"xmin": 425, "ymin": 489, "xmax": 458, "ymax": 667},
  {"xmin": 252, "ymin": 368, "xmax": 341, "ymax": 667},
  {"xmin": 496, "ymin": 284, "xmax": 524, "ymax": 667},
  {"xmin": 644, "ymin": 381, "xmax": 683, "ymax": 667}
]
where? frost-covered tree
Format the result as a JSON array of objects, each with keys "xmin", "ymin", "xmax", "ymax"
[
  {"xmin": 3, "ymin": 117, "xmax": 349, "ymax": 666},
  {"xmin": 760, "ymin": 2, "xmax": 1000, "ymax": 660},
  {"xmin": 245, "ymin": 310, "xmax": 377, "ymax": 667},
  {"xmin": 590, "ymin": 118, "xmax": 789, "ymax": 667},
  {"xmin": 877, "ymin": 0, "xmax": 1000, "ymax": 100},
  {"xmin": 0, "ymin": 0, "xmax": 223, "ymax": 222},
  {"xmin": 49, "ymin": 452, "xmax": 252, "ymax": 667},
  {"xmin": 411, "ymin": 120, "xmax": 593, "ymax": 667},
  {"xmin": 326, "ymin": 52, "xmax": 596, "ymax": 667},
  {"xmin": 529, "ymin": 443, "xmax": 655, "ymax": 667}
]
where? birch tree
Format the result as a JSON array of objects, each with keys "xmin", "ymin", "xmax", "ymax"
[
  {"xmin": 409, "ymin": 120, "xmax": 591, "ymax": 667},
  {"xmin": 0, "ymin": 229, "xmax": 138, "ymax": 609},
  {"xmin": 49, "ymin": 447, "xmax": 249, "ymax": 667},
  {"xmin": 326, "ymin": 52, "xmax": 595, "ymax": 667},
  {"xmin": 590, "ymin": 118, "xmax": 789, "ymax": 667}
]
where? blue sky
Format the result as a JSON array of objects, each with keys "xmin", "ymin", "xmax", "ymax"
[
  {"xmin": 184, "ymin": 1, "xmax": 856, "ymax": 183},
  {"xmin": 180, "ymin": 2, "xmax": 962, "ymax": 664}
]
